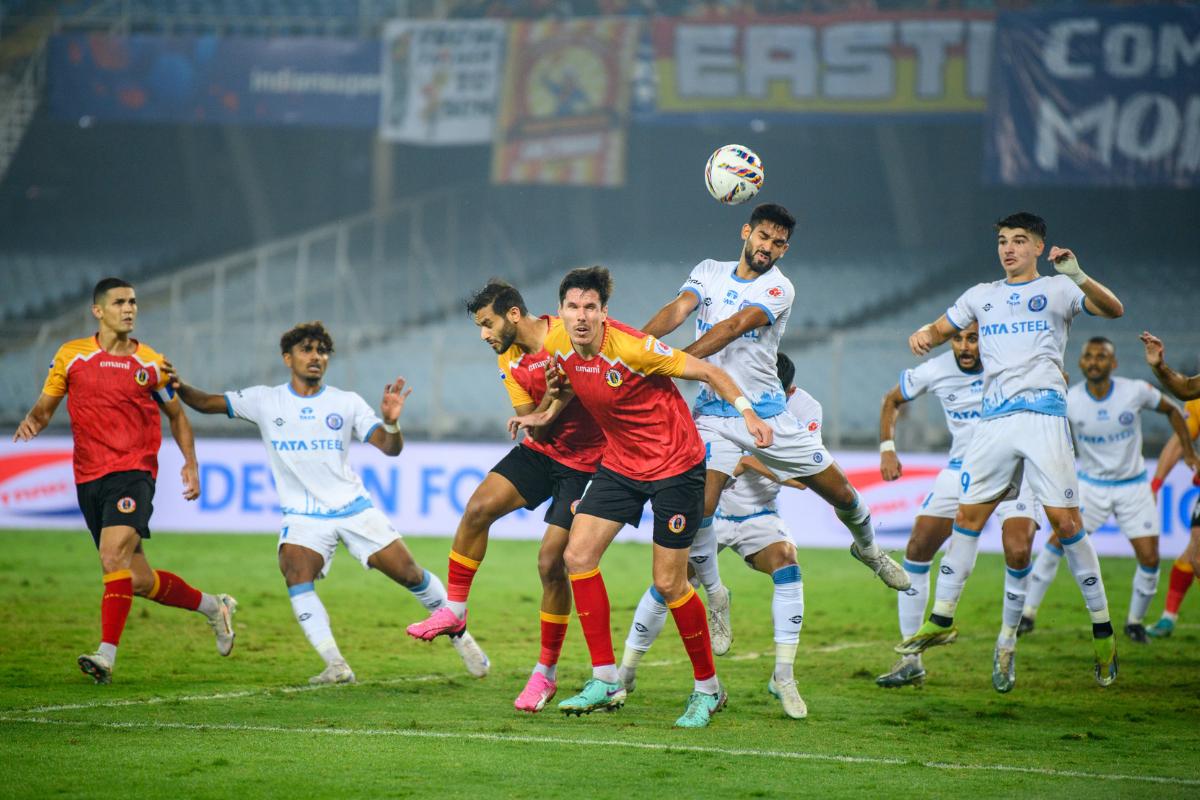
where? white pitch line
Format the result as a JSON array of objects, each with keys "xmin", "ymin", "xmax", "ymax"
[{"xmin": 1, "ymin": 716, "xmax": 1197, "ymax": 787}]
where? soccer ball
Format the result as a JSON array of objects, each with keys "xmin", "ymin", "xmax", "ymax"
[{"xmin": 704, "ymin": 144, "xmax": 764, "ymax": 205}]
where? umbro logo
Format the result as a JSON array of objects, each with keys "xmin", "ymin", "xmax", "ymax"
[
  {"xmin": 298, "ymin": 613, "xmax": 312, "ymax": 622},
  {"xmin": 274, "ymin": 418, "xmax": 285, "ymax": 426},
  {"xmin": 940, "ymin": 566, "xmax": 954, "ymax": 575},
  {"xmin": 634, "ymin": 623, "xmax": 648, "ymax": 633},
  {"xmin": 691, "ymin": 556, "xmax": 709, "ymax": 564},
  {"xmin": 983, "ymin": 303, "xmax": 993, "ymax": 311},
  {"xmin": 789, "ymin": 615, "xmax": 803, "ymax": 624},
  {"xmin": 1083, "ymin": 577, "xmax": 1098, "ymax": 586}
]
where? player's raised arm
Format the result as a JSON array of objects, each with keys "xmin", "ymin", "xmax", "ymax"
[
  {"xmin": 1142, "ymin": 332, "xmax": 1200, "ymax": 401},
  {"xmin": 908, "ymin": 315, "xmax": 956, "ymax": 356},
  {"xmin": 641, "ymin": 289, "xmax": 700, "ymax": 340},
  {"xmin": 366, "ymin": 377, "xmax": 410, "ymax": 457},
  {"xmin": 157, "ymin": 394, "xmax": 200, "ymax": 501},
  {"xmin": 678, "ymin": 353, "xmax": 773, "ymax": 448},
  {"xmin": 164, "ymin": 360, "xmax": 233, "ymax": 415},
  {"xmin": 683, "ymin": 304, "xmax": 770, "ymax": 360},
  {"xmin": 879, "ymin": 385, "xmax": 908, "ymax": 481},
  {"xmin": 1048, "ymin": 247, "xmax": 1123, "ymax": 318},
  {"xmin": 13, "ymin": 393, "xmax": 63, "ymax": 442}
]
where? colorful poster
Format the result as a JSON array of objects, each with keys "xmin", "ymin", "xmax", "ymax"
[
  {"xmin": 985, "ymin": 5, "xmax": 1200, "ymax": 187},
  {"xmin": 492, "ymin": 18, "xmax": 639, "ymax": 187},
  {"xmin": 645, "ymin": 11, "xmax": 994, "ymax": 121},
  {"xmin": 380, "ymin": 19, "xmax": 505, "ymax": 145}
]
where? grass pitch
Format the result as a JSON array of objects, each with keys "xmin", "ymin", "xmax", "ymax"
[{"xmin": 1, "ymin": 530, "xmax": 1198, "ymax": 798}]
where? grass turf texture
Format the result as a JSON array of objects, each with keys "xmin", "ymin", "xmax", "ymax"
[{"xmin": 1, "ymin": 531, "xmax": 1198, "ymax": 798}]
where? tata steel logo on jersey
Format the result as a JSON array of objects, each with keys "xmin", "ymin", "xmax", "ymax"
[
  {"xmin": 134, "ymin": 368, "xmax": 150, "ymax": 387},
  {"xmin": 326, "ymin": 413, "xmax": 344, "ymax": 431},
  {"xmin": 0, "ymin": 450, "xmax": 78, "ymax": 517},
  {"xmin": 605, "ymin": 369, "xmax": 623, "ymax": 388},
  {"xmin": 1027, "ymin": 295, "xmax": 1048, "ymax": 312},
  {"xmin": 768, "ymin": 286, "xmax": 784, "ymax": 298},
  {"xmin": 667, "ymin": 514, "xmax": 687, "ymax": 533},
  {"xmin": 1119, "ymin": 411, "xmax": 1135, "ymax": 426}
]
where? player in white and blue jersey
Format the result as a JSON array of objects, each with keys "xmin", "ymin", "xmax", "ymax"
[
  {"xmin": 875, "ymin": 322, "xmax": 1040, "ymax": 689},
  {"xmin": 1020, "ymin": 337, "xmax": 1198, "ymax": 643},
  {"xmin": 639, "ymin": 203, "xmax": 908, "ymax": 661},
  {"xmin": 170, "ymin": 321, "xmax": 488, "ymax": 685},
  {"xmin": 617, "ymin": 354, "xmax": 811, "ymax": 719},
  {"xmin": 904, "ymin": 211, "xmax": 1125, "ymax": 691}
]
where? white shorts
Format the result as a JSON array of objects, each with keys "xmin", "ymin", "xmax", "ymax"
[
  {"xmin": 1080, "ymin": 478, "xmax": 1159, "ymax": 540},
  {"xmin": 278, "ymin": 506, "xmax": 401, "ymax": 579},
  {"xmin": 714, "ymin": 511, "xmax": 794, "ymax": 562},
  {"xmin": 918, "ymin": 467, "xmax": 1040, "ymax": 525},
  {"xmin": 697, "ymin": 411, "xmax": 830, "ymax": 482},
  {"xmin": 959, "ymin": 412, "xmax": 1079, "ymax": 509}
]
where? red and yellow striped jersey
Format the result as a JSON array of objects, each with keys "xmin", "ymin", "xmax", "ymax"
[
  {"xmin": 498, "ymin": 316, "xmax": 605, "ymax": 472},
  {"xmin": 546, "ymin": 317, "xmax": 704, "ymax": 481},
  {"xmin": 42, "ymin": 335, "xmax": 172, "ymax": 484}
]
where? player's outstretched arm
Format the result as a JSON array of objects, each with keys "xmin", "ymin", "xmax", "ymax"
[
  {"xmin": 879, "ymin": 385, "xmax": 907, "ymax": 481},
  {"xmin": 507, "ymin": 385, "xmax": 576, "ymax": 441},
  {"xmin": 13, "ymin": 393, "xmax": 63, "ymax": 442},
  {"xmin": 641, "ymin": 291, "xmax": 699, "ymax": 340},
  {"xmin": 162, "ymin": 360, "xmax": 231, "ymax": 414},
  {"xmin": 1048, "ymin": 247, "xmax": 1123, "ymax": 318},
  {"xmin": 908, "ymin": 315, "xmax": 955, "ymax": 356},
  {"xmin": 159, "ymin": 396, "xmax": 200, "ymax": 501},
  {"xmin": 682, "ymin": 305, "xmax": 770, "ymax": 360},
  {"xmin": 369, "ymin": 377, "xmax": 410, "ymax": 457},
  {"xmin": 1158, "ymin": 398, "xmax": 1200, "ymax": 474},
  {"xmin": 679, "ymin": 354, "xmax": 773, "ymax": 448},
  {"xmin": 1142, "ymin": 332, "xmax": 1200, "ymax": 401}
]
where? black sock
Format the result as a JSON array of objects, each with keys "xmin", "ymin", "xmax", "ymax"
[
  {"xmin": 930, "ymin": 613, "xmax": 954, "ymax": 628},
  {"xmin": 1093, "ymin": 621, "xmax": 1114, "ymax": 639}
]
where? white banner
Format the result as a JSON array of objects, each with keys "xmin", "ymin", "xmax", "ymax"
[
  {"xmin": 380, "ymin": 19, "xmax": 504, "ymax": 144},
  {"xmin": 1, "ymin": 438, "xmax": 1196, "ymax": 558}
]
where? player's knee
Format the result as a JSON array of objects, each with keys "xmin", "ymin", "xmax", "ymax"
[
  {"xmin": 1005, "ymin": 541, "xmax": 1033, "ymax": 569},
  {"xmin": 652, "ymin": 575, "xmax": 690, "ymax": 604},
  {"xmin": 562, "ymin": 545, "xmax": 596, "ymax": 575},
  {"xmin": 538, "ymin": 550, "xmax": 567, "ymax": 586},
  {"xmin": 462, "ymin": 493, "xmax": 505, "ymax": 531}
]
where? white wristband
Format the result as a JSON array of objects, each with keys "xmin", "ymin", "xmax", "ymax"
[
  {"xmin": 879, "ymin": 440, "xmax": 896, "ymax": 453},
  {"xmin": 733, "ymin": 396, "xmax": 753, "ymax": 415},
  {"xmin": 383, "ymin": 421, "xmax": 400, "ymax": 434}
]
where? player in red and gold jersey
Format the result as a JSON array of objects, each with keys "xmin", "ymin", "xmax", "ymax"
[
  {"xmin": 407, "ymin": 280, "xmax": 606, "ymax": 713},
  {"xmin": 510, "ymin": 266, "xmax": 772, "ymax": 728},
  {"xmin": 13, "ymin": 277, "xmax": 236, "ymax": 684}
]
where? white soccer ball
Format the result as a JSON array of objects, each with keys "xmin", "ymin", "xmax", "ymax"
[{"xmin": 704, "ymin": 144, "xmax": 764, "ymax": 205}]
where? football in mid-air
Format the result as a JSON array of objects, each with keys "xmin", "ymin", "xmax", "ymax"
[{"xmin": 704, "ymin": 144, "xmax": 764, "ymax": 205}]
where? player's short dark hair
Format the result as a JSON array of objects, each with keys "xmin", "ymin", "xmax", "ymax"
[
  {"xmin": 280, "ymin": 321, "xmax": 335, "ymax": 355},
  {"xmin": 776, "ymin": 352, "xmax": 796, "ymax": 391},
  {"xmin": 994, "ymin": 212, "xmax": 1047, "ymax": 240},
  {"xmin": 465, "ymin": 280, "xmax": 528, "ymax": 318},
  {"xmin": 92, "ymin": 277, "xmax": 133, "ymax": 305},
  {"xmin": 1085, "ymin": 336, "xmax": 1115, "ymax": 353},
  {"xmin": 749, "ymin": 203, "xmax": 796, "ymax": 240},
  {"xmin": 559, "ymin": 266, "xmax": 613, "ymax": 307}
]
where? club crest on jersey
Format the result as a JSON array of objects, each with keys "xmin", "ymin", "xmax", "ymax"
[
  {"xmin": 133, "ymin": 368, "xmax": 150, "ymax": 386},
  {"xmin": 605, "ymin": 368, "xmax": 623, "ymax": 388},
  {"xmin": 116, "ymin": 497, "xmax": 136, "ymax": 514},
  {"xmin": 1027, "ymin": 294, "xmax": 1047, "ymax": 312},
  {"xmin": 768, "ymin": 286, "xmax": 784, "ymax": 298},
  {"xmin": 326, "ymin": 413, "xmax": 344, "ymax": 431},
  {"xmin": 1119, "ymin": 411, "xmax": 1135, "ymax": 426},
  {"xmin": 667, "ymin": 514, "xmax": 686, "ymax": 533}
]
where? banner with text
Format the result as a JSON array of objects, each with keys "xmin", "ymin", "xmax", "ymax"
[
  {"xmin": 985, "ymin": 5, "xmax": 1200, "ymax": 187},
  {"xmin": 47, "ymin": 33, "xmax": 381, "ymax": 127},
  {"xmin": 492, "ymin": 18, "xmax": 639, "ymax": 186},
  {"xmin": 380, "ymin": 19, "xmax": 505, "ymax": 145},
  {"xmin": 3, "ymin": 439, "xmax": 1196, "ymax": 560},
  {"xmin": 644, "ymin": 11, "xmax": 994, "ymax": 121}
]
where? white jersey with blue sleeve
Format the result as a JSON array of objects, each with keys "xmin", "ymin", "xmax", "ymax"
[
  {"xmin": 682, "ymin": 259, "xmax": 795, "ymax": 419},
  {"xmin": 1067, "ymin": 377, "xmax": 1162, "ymax": 483},
  {"xmin": 899, "ymin": 351, "xmax": 985, "ymax": 467},
  {"xmin": 225, "ymin": 383, "xmax": 384, "ymax": 518},
  {"xmin": 945, "ymin": 274, "xmax": 1089, "ymax": 420}
]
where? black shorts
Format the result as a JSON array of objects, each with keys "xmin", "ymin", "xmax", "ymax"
[
  {"xmin": 574, "ymin": 461, "xmax": 706, "ymax": 549},
  {"xmin": 76, "ymin": 470, "xmax": 155, "ymax": 547},
  {"xmin": 491, "ymin": 445, "xmax": 595, "ymax": 531}
]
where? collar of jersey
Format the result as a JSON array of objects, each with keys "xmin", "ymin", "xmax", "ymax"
[
  {"xmin": 93, "ymin": 332, "xmax": 141, "ymax": 356},
  {"xmin": 1085, "ymin": 380, "xmax": 1114, "ymax": 402},
  {"xmin": 729, "ymin": 266, "xmax": 761, "ymax": 284},
  {"xmin": 287, "ymin": 383, "xmax": 326, "ymax": 398},
  {"xmin": 1003, "ymin": 274, "xmax": 1045, "ymax": 286}
]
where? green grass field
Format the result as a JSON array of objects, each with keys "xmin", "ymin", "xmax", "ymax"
[{"xmin": 1, "ymin": 530, "xmax": 1198, "ymax": 798}]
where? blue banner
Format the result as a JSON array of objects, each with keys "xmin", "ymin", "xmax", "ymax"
[
  {"xmin": 47, "ymin": 34, "xmax": 382, "ymax": 128},
  {"xmin": 985, "ymin": 5, "xmax": 1200, "ymax": 187}
]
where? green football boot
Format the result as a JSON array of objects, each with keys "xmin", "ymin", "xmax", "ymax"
[
  {"xmin": 558, "ymin": 678, "xmax": 625, "ymax": 716},
  {"xmin": 674, "ymin": 686, "xmax": 727, "ymax": 729},
  {"xmin": 895, "ymin": 619, "xmax": 958, "ymax": 655}
]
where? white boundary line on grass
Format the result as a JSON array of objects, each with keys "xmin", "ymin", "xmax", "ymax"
[{"xmin": 1, "ymin": 716, "xmax": 1197, "ymax": 787}]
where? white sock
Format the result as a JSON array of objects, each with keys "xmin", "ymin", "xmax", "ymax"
[
  {"xmin": 98, "ymin": 642, "xmax": 117, "ymax": 664},
  {"xmin": 772, "ymin": 565, "xmax": 803, "ymax": 681},
  {"xmin": 197, "ymin": 592, "xmax": 220, "ymax": 617},
  {"xmin": 931, "ymin": 526, "xmax": 982, "ymax": 620},
  {"xmin": 624, "ymin": 585, "xmax": 669, "ymax": 654},
  {"xmin": 689, "ymin": 518, "xmax": 725, "ymax": 596},
  {"xmin": 1060, "ymin": 531, "xmax": 1111, "ymax": 624},
  {"xmin": 289, "ymin": 582, "xmax": 343, "ymax": 666},
  {"xmin": 835, "ymin": 491, "xmax": 879, "ymax": 557},
  {"xmin": 1128, "ymin": 563, "xmax": 1159, "ymax": 625},
  {"xmin": 998, "ymin": 563, "xmax": 1032, "ymax": 649},
  {"xmin": 446, "ymin": 600, "xmax": 467, "ymax": 617},
  {"xmin": 407, "ymin": 569, "xmax": 448, "ymax": 613},
  {"xmin": 695, "ymin": 675, "xmax": 721, "ymax": 694},
  {"xmin": 533, "ymin": 662, "xmax": 557, "ymax": 681},
  {"xmin": 1023, "ymin": 542, "xmax": 1063, "ymax": 618},
  {"xmin": 898, "ymin": 559, "xmax": 932, "ymax": 639},
  {"xmin": 593, "ymin": 663, "xmax": 620, "ymax": 683}
]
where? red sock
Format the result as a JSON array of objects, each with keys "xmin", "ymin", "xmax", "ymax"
[
  {"xmin": 1165, "ymin": 560, "xmax": 1195, "ymax": 616},
  {"xmin": 569, "ymin": 569, "xmax": 614, "ymax": 668},
  {"xmin": 447, "ymin": 551, "xmax": 480, "ymax": 604},
  {"xmin": 669, "ymin": 587, "xmax": 716, "ymax": 681},
  {"xmin": 101, "ymin": 569, "xmax": 134, "ymax": 646},
  {"xmin": 539, "ymin": 611, "xmax": 570, "ymax": 669},
  {"xmin": 147, "ymin": 570, "xmax": 202, "ymax": 611}
]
